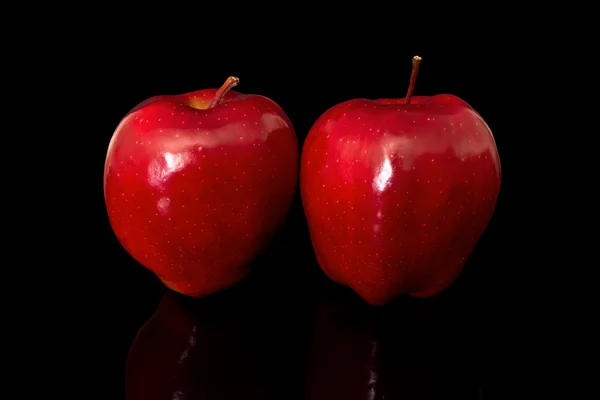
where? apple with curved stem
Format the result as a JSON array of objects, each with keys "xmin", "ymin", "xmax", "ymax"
[
  {"xmin": 104, "ymin": 77, "xmax": 298, "ymax": 297},
  {"xmin": 300, "ymin": 56, "xmax": 501, "ymax": 305}
]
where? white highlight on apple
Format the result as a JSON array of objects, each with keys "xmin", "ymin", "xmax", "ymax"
[
  {"xmin": 148, "ymin": 151, "xmax": 192, "ymax": 187},
  {"xmin": 374, "ymin": 156, "xmax": 393, "ymax": 192}
]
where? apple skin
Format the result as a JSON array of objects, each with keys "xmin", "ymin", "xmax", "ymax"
[
  {"xmin": 104, "ymin": 83, "xmax": 298, "ymax": 297},
  {"xmin": 300, "ymin": 95, "xmax": 501, "ymax": 305},
  {"xmin": 125, "ymin": 292, "xmax": 271, "ymax": 399}
]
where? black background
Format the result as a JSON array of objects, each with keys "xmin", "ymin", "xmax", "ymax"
[{"xmin": 72, "ymin": 27, "xmax": 548, "ymax": 399}]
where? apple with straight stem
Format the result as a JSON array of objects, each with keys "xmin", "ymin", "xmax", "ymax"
[
  {"xmin": 300, "ymin": 56, "xmax": 501, "ymax": 305},
  {"xmin": 104, "ymin": 77, "xmax": 298, "ymax": 297}
]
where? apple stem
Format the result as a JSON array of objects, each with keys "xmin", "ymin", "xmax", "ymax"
[
  {"xmin": 208, "ymin": 76, "xmax": 240, "ymax": 108},
  {"xmin": 405, "ymin": 56, "xmax": 422, "ymax": 104}
]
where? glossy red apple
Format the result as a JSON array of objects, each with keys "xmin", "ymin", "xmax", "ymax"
[
  {"xmin": 300, "ymin": 57, "xmax": 501, "ymax": 305},
  {"xmin": 104, "ymin": 77, "xmax": 298, "ymax": 297}
]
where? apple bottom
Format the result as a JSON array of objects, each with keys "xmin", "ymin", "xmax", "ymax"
[
  {"xmin": 316, "ymin": 253, "xmax": 469, "ymax": 305},
  {"xmin": 408, "ymin": 260, "xmax": 466, "ymax": 298},
  {"xmin": 157, "ymin": 267, "xmax": 251, "ymax": 298}
]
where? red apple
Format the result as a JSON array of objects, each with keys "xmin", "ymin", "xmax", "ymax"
[
  {"xmin": 126, "ymin": 292, "xmax": 271, "ymax": 399},
  {"xmin": 104, "ymin": 77, "xmax": 298, "ymax": 297},
  {"xmin": 300, "ymin": 57, "xmax": 501, "ymax": 305}
]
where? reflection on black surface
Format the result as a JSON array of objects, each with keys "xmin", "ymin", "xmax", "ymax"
[
  {"xmin": 126, "ymin": 290, "xmax": 280, "ymax": 400},
  {"xmin": 126, "ymin": 283, "xmax": 488, "ymax": 399},
  {"xmin": 305, "ymin": 289, "xmax": 484, "ymax": 399}
]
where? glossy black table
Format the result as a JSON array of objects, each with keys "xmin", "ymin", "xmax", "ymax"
[{"xmin": 93, "ymin": 259, "xmax": 516, "ymax": 400}]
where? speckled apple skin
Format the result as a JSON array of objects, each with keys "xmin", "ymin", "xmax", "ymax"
[
  {"xmin": 104, "ymin": 88, "xmax": 298, "ymax": 297},
  {"xmin": 300, "ymin": 95, "xmax": 501, "ymax": 305}
]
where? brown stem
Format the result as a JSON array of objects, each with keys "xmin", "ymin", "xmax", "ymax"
[
  {"xmin": 405, "ymin": 56, "xmax": 422, "ymax": 104},
  {"xmin": 208, "ymin": 76, "xmax": 240, "ymax": 108}
]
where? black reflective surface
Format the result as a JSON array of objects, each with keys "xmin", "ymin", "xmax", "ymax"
[
  {"xmin": 120, "ymin": 278, "xmax": 499, "ymax": 400},
  {"xmin": 103, "ymin": 216, "xmax": 517, "ymax": 400}
]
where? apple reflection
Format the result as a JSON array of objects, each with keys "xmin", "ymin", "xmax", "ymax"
[
  {"xmin": 125, "ymin": 290, "xmax": 274, "ymax": 400},
  {"xmin": 305, "ymin": 289, "xmax": 483, "ymax": 399}
]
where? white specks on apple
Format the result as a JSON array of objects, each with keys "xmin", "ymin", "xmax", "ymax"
[{"xmin": 157, "ymin": 196, "xmax": 170, "ymax": 216}]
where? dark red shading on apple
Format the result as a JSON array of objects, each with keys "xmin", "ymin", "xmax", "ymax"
[
  {"xmin": 104, "ymin": 77, "xmax": 298, "ymax": 297},
  {"xmin": 300, "ymin": 57, "xmax": 501, "ymax": 305}
]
